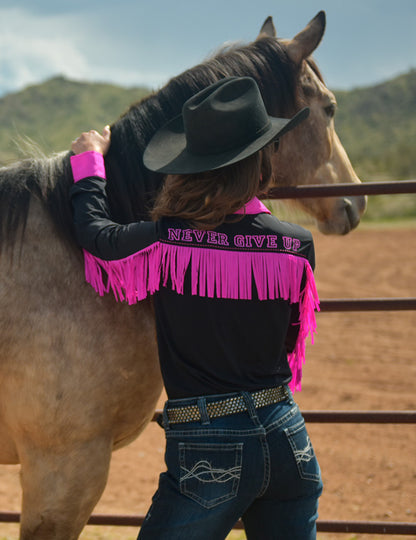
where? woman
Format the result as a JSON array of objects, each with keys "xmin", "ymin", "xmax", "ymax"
[{"xmin": 70, "ymin": 77, "xmax": 322, "ymax": 540}]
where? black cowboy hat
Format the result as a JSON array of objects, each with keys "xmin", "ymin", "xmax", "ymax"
[{"xmin": 143, "ymin": 76, "xmax": 309, "ymax": 174}]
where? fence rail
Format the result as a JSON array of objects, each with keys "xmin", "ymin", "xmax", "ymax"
[
  {"xmin": 151, "ymin": 410, "xmax": 416, "ymax": 424},
  {"xmin": 268, "ymin": 179, "xmax": 416, "ymax": 199},
  {"xmin": 1, "ymin": 512, "xmax": 416, "ymax": 535},
  {"xmin": 320, "ymin": 297, "xmax": 416, "ymax": 311}
]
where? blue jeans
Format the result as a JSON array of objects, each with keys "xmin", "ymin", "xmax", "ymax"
[{"xmin": 138, "ymin": 387, "xmax": 322, "ymax": 540}]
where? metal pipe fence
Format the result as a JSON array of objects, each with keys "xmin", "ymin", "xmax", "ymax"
[
  {"xmin": 1, "ymin": 180, "xmax": 414, "ymax": 536},
  {"xmin": 267, "ymin": 179, "xmax": 416, "ymax": 198},
  {"xmin": 320, "ymin": 298, "xmax": 416, "ymax": 311},
  {"xmin": 0, "ymin": 511, "xmax": 415, "ymax": 535}
]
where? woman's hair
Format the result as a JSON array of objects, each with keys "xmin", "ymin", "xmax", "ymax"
[{"xmin": 151, "ymin": 145, "xmax": 274, "ymax": 229}]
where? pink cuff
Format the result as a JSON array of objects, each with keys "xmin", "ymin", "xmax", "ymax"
[{"xmin": 70, "ymin": 151, "xmax": 106, "ymax": 182}]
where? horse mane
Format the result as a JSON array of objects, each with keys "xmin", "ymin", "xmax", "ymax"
[
  {"xmin": 0, "ymin": 152, "xmax": 74, "ymax": 255},
  {"xmin": 0, "ymin": 36, "xmax": 299, "ymax": 255},
  {"xmin": 106, "ymin": 36, "xmax": 298, "ymax": 223}
]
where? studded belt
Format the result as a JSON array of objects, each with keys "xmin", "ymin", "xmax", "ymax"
[{"xmin": 166, "ymin": 385, "xmax": 288, "ymax": 425}]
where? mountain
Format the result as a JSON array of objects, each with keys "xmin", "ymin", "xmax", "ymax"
[
  {"xmin": 0, "ymin": 76, "xmax": 150, "ymax": 164},
  {"xmin": 0, "ymin": 71, "xmax": 415, "ymax": 181},
  {"xmin": 334, "ymin": 69, "xmax": 416, "ymax": 180}
]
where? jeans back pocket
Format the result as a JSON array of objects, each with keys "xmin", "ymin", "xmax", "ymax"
[
  {"xmin": 179, "ymin": 442, "xmax": 243, "ymax": 509},
  {"xmin": 284, "ymin": 419, "xmax": 321, "ymax": 483}
]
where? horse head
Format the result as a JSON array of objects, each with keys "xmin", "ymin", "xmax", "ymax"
[
  {"xmin": 259, "ymin": 12, "xmax": 367, "ymax": 234},
  {"xmin": 105, "ymin": 11, "xmax": 366, "ymax": 235}
]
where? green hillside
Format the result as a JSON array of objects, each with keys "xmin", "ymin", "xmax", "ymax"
[
  {"xmin": 0, "ymin": 70, "xmax": 415, "ymax": 182},
  {"xmin": 334, "ymin": 69, "xmax": 416, "ymax": 181},
  {"xmin": 0, "ymin": 76, "xmax": 150, "ymax": 164},
  {"xmin": 0, "ymin": 70, "xmax": 416, "ymax": 220}
]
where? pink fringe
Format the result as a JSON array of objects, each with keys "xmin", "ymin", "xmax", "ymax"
[
  {"xmin": 287, "ymin": 263, "xmax": 320, "ymax": 391},
  {"xmin": 83, "ymin": 243, "xmax": 319, "ymax": 391}
]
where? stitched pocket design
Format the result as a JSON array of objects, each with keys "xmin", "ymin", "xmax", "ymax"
[
  {"xmin": 284, "ymin": 419, "xmax": 321, "ymax": 482},
  {"xmin": 179, "ymin": 442, "xmax": 243, "ymax": 508}
]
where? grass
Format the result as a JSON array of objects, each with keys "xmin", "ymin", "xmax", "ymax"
[
  {"xmin": 361, "ymin": 193, "xmax": 416, "ymax": 223},
  {"xmin": 267, "ymin": 192, "xmax": 416, "ymax": 231}
]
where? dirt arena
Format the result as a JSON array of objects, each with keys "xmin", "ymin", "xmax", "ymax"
[{"xmin": 0, "ymin": 225, "xmax": 415, "ymax": 539}]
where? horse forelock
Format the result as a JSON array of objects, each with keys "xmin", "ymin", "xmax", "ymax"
[
  {"xmin": 305, "ymin": 57, "xmax": 325, "ymax": 84},
  {"xmin": 107, "ymin": 35, "xmax": 299, "ymax": 222}
]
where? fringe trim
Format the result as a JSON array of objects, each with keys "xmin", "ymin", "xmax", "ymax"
[
  {"xmin": 83, "ymin": 242, "xmax": 319, "ymax": 391},
  {"xmin": 287, "ymin": 263, "xmax": 319, "ymax": 391}
]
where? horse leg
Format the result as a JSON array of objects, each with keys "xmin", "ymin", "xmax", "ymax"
[{"xmin": 18, "ymin": 436, "xmax": 113, "ymax": 540}]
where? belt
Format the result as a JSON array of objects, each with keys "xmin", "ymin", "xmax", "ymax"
[{"xmin": 166, "ymin": 386, "xmax": 288, "ymax": 425}]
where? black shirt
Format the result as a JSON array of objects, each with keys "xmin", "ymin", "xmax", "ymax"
[{"xmin": 71, "ymin": 176, "xmax": 316, "ymax": 398}]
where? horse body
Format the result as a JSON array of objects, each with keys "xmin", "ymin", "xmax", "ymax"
[
  {"xmin": 0, "ymin": 12, "xmax": 366, "ymax": 539},
  {"xmin": 1, "ymin": 196, "xmax": 161, "ymax": 538}
]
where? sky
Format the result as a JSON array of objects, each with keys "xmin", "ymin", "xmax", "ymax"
[{"xmin": 0, "ymin": 0, "xmax": 415, "ymax": 97}]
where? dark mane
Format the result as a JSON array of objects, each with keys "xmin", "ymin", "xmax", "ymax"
[
  {"xmin": 306, "ymin": 57, "xmax": 325, "ymax": 83},
  {"xmin": 0, "ymin": 36, "xmax": 299, "ymax": 254},
  {"xmin": 106, "ymin": 37, "xmax": 298, "ymax": 223}
]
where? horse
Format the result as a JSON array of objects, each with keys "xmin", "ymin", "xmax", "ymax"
[{"xmin": 0, "ymin": 11, "xmax": 366, "ymax": 540}]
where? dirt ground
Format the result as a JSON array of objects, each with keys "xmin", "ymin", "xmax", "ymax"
[{"xmin": 0, "ymin": 225, "xmax": 415, "ymax": 539}]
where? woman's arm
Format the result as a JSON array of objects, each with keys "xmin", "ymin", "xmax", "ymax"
[{"xmin": 70, "ymin": 128, "xmax": 158, "ymax": 261}]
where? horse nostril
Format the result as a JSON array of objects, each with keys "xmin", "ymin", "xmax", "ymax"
[{"xmin": 342, "ymin": 197, "xmax": 361, "ymax": 231}]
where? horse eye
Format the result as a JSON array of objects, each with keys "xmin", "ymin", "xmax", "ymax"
[{"xmin": 324, "ymin": 103, "xmax": 336, "ymax": 118}]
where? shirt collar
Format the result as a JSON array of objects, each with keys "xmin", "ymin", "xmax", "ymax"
[{"xmin": 234, "ymin": 197, "xmax": 271, "ymax": 215}]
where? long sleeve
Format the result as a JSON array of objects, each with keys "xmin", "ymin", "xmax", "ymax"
[
  {"xmin": 70, "ymin": 152, "xmax": 158, "ymax": 261},
  {"xmin": 285, "ymin": 240, "xmax": 316, "ymax": 354},
  {"xmin": 285, "ymin": 302, "xmax": 301, "ymax": 353}
]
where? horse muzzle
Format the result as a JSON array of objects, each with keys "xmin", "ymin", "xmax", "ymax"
[{"xmin": 317, "ymin": 195, "xmax": 367, "ymax": 235}]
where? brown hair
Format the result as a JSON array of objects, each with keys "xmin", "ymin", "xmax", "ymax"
[{"xmin": 151, "ymin": 145, "xmax": 274, "ymax": 229}]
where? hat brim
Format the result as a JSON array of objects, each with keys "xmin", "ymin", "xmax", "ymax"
[{"xmin": 143, "ymin": 107, "xmax": 309, "ymax": 175}]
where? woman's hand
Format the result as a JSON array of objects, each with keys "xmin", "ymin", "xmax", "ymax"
[{"xmin": 71, "ymin": 125, "xmax": 111, "ymax": 156}]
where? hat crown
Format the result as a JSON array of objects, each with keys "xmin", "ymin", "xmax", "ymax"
[
  {"xmin": 183, "ymin": 77, "xmax": 271, "ymax": 156},
  {"xmin": 142, "ymin": 76, "xmax": 309, "ymax": 174}
]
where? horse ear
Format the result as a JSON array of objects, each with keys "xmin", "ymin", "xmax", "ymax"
[
  {"xmin": 286, "ymin": 11, "xmax": 326, "ymax": 64},
  {"xmin": 257, "ymin": 16, "xmax": 277, "ymax": 39}
]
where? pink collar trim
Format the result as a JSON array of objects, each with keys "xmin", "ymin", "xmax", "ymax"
[{"xmin": 234, "ymin": 197, "xmax": 271, "ymax": 215}]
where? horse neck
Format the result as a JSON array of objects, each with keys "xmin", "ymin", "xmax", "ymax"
[{"xmin": 105, "ymin": 75, "xmax": 222, "ymax": 223}]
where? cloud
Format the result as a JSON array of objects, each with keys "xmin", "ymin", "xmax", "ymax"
[
  {"xmin": 0, "ymin": 6, "xmax": 175, "ymax": 96},
  {"xmin": 0, "ymin": 2, "xmax": 414, "ymax": 97},
  {"xmin": 0, "ymin": 7, "xmax": 92, "ymax": 95}
]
